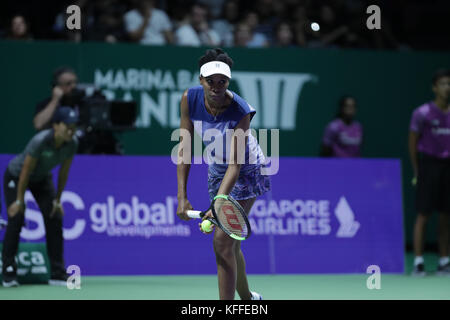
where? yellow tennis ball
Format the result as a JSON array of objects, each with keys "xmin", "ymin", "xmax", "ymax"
[{"xmin": 201, "ymin": 220, "xmax": 213, "ymax": 232}]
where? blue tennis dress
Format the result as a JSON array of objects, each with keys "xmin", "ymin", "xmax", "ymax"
[{"xmin": 187, "ymin": 86, "xmax": 271, "ymax": 201}]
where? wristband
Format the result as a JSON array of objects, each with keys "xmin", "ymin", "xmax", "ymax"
[
  {"xmin": 53, "ymin": 200, "xmax": 62, "ymax": 208},
  {"xmin": 15, "ymin": 200, "xmax": 23, "ymax": 206}
]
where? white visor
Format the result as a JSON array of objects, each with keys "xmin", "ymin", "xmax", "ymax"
[{"xmin": 200, "ymin": 61, "xmax": 232, "ymax": 79}]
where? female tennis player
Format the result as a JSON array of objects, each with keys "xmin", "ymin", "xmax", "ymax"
[{"xmin": 176, "ymin": 48, "xmax": 270, "ymax": 300}]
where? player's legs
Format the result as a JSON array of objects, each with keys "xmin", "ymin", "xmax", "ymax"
[
  {"xmin": 234, "ymin": 242, "xmax": 251, "ymax": 299},
  {"xmin": 438, "ymin": 161, "xmax": 450, "ymax": 264},
  {"xmin": 213, "ymin": 226, "xmax": 238, "ymax": 299},
  {"xmin": 413, "ymin": 154, "xmax": 436, "ymax": 269},
  {"xmin": 210, "ymin": 166, "xmax": 270, "ymax": 299},
  {"xmin": 413, "ymin": 213, "xmax": 430, "ymax": 257},
  {"xmin": 235, "ymin": 197, "xmax": 256, "ymax": 300},
  {"xmin": 437, "ymin": 212, "xmax": 449, "ymax": 258},
  {"xmin": 30, "ymin": 177, "xmax": 65, "ymax": 276},
  {"xmin": 1, "ymin": 170, "xmax": 25, "ymax": 278},
  {"xmin": 213, "ymin": 197, "xmax": 256, "ymax": 300}
]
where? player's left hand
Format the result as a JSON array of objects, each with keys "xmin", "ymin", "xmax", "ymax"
[
  {"xmin": 203, "ymin": 209, "xmax": 213, "ymax": 220},
  {"xmin": 50, "ymin": 200, "xmax": 64, "ymax": 218},
  {"xmin": 198, "ymin": 210, "xmax": 215, "ymax": 234},
  {"xmin": 198, "ymin": 222, "xmax": 215, "ymax": 234}
]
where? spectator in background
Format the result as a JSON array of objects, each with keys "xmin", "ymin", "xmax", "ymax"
[
  {"xmin": 232, "ymin": 22, "xmax": 252, "ymax": 47},
  {"xmin": 241, "ymin": 11, "xmax": 269, "ymax": 48},
  {"xmin": 7, "ymin": 15, "xmax": 33, "ymax": 41},
  {"xmin": 53, "ymin": 0, "xmax": 91, "ymax": 42},
  {"xmin": 165, "ymin": 0, "xmax": 193, "ymax": 26},
  {"xmin": 84, "ymin": 0, "xmax": 127, "ymax": 43},
  {"xmin": 175, "ymin": 3, "xmax": 220, "ymax": 47},
  {"xmin": 409, "ymin": 68, "xmax": 450, "ymax": 277},
  {"xmin": 369, "ymin": 16, "xmax": 401, "ymax": 50},
  {"xmin": 320, "ymin": 96, "xmax": 363, "ymax": 157},
  {"xmin": 197, "ymin": 0, "xmax": 227, "ymax": 19},
  {"xmin": 124, "ymin": 0, "xmax": 173, "ymax": 45},
  {"xmin": 307, "ymin": 4, "xmax": 353, "ymax": 49},
  {"xmin": 290, "ymin": 5, "xmax": 308, "ymax": 47},
  {"xmin": 273, "ymin": 21, "xmax": 295, "ymax": 47},
  {"xmin": 212, "ymin": 0, "xmax": 240, "ymax": 47},
  {"xmin": 250, "ymin": 0, "xmax": 280, "ymax": 44}
]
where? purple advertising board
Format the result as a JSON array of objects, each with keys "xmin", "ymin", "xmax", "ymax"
[{"xmin": 0, "ymin": 154, "xmax": 404, "ymax": 275}]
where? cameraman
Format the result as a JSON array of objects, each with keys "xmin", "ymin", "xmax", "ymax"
[{"xmin": 33, "ymin": 67, "xmax": 78, "ymax": 131}]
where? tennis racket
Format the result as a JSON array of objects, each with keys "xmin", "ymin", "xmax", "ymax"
[{"xmin": 187, "ymin": 194, "xmax": 251, "ymax": 241}]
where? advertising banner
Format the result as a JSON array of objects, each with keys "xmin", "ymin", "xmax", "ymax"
[
  {"xmin": 0, "ymin": 155, "xmax": 404, "ymax": 275},
  {"xmin": 0, "ymin": 243, "xmax": 50, "ymax": 284}
]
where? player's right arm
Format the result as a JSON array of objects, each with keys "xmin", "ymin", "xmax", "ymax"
[
  {"xmin": 408, "ymin": 130, "xmax": 419, "ymax": 185},
  {"xmin": 176, "ymin": 90, "xmax": 194, "ymax": 221},
  {"xmin": 8, "ymin": 154, "xmax": 37, "ymax": 217}
]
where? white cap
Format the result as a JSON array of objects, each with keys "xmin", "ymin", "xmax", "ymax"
[{"xmin": 200, "ymin": 61, "xmax": 232, "ymax": 79}]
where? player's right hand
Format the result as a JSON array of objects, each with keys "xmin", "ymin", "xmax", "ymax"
[
  {"xmin": 7, "ymin": 201, "xmax": 24, "ymax": 218},
  {"xmin": 176, "ymin": 198, "xmax": 193, "ymax": 221}
]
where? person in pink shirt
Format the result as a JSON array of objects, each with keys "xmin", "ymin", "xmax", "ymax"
[
  {"xmin": 409, "ymin": 68, "xmax": 450, "ymax": 276},
  {"xmin": 320, "ymin": 96, "xmax": 363, "ymax": 158}
]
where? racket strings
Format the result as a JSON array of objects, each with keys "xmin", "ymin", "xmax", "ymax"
[{"xmin": 214, "ymin": 198, "xmax": 249, "ymax": 237}]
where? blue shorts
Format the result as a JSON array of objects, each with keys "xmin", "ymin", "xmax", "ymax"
[{"xmin": 208, "ymin": 166, "xmax": 271, "ymax": 202}]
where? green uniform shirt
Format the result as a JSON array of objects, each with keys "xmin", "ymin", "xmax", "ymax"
[{"xmin": 8, "ymin": 129, "xmax": 78, "ymax": 182}]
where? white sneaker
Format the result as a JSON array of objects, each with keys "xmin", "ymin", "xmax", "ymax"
[
  {"xmin": 411, "ymin": 263, "xmax": 426, "ymax": 277},
  {"xmin": 48, "ymin": 273, "xmax": 69, "ymax": 286},
  {"xmin": 48, "ymin": 279, "xmax": 68, "ymax": 286},
  {"xmin": 250, "ymin": 291, "xmax": 263, "ymax": 300},
  {"xmin": 2, "ymin": 279, "xmax": 19, "ymax": 288}
]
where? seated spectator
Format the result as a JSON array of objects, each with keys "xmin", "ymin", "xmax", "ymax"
[
  {"xmin": 212, "ymin": 0, "xmax": 240, "ymax": 47},
  {"xmin": 306, "ymin": 4, "xmax": 349, "ymax": 49},
  {"xmin": 232, "ymin": 22, "xmax": 252, "ymax": 47},
  {"xmin": 241, "ymin": 11, "xmax": 269, "ymax": 48},
  {"xmin": 250, "ymin": 0, "xmax": 280, "ymax": 43},
  {"xmin": 369, "ymin": 17, "xmax": 402, "ymax": 50},
  {"xmin": 307, "ymin": 4, "xmax": 364, "ymax": 49},
  {"xmin": 289, "ymin": 5, "xmax": 309, "ymax": 47},
  {"xmin": 197, "ymin": 0, "xmax": 227, "ymax": 19},
  {"xmin": 273, "ymin": 21, "xmax": 295, "ymax": 47},
  {"xmin": 84, "ymin": 0, "xmax": 127, "ymax": 43},
  {"xmin": 175, "ymin": 3, "xmax": 221, "ymax": 47},
  {"xmin": 52, "ymin": 0, "xmax": 90, "ymax": 42},
  {"xmin": 320, "ymin": 96, "xmax": 363, "ymax": 158},
  {"xmin": 165, "ymin": 0, "xmax": 193, "ymax": 25},
  {"xmin": 6, "ymin": 15, "xmax": 33, "ymax": 41},
  {"xmin": 124, "ymin": 0, "xmax": 173, "ymax": 45}
]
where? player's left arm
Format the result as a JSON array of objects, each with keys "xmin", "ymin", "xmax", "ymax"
[
  {"xmin": 53, "ymin": 156, "xmax": 74, "ymax": 216},
  {"xmin": 217, "ymin": 114, "xmax": 251, "ymax": 195}
]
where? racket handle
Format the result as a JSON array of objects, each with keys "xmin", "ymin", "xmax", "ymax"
[{"xmin": 186, "ymin": 210, "xmax": 202, "ymax": 219}]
